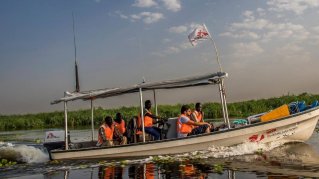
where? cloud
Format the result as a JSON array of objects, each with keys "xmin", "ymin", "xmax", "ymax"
[
  {"xmin": 162, "ymin": 38, "xmax": 171, "ymax": 43},
  {"xmin": 222, "ymin": 11, "xmax": 309, "ymax": 42},
  {"xmin": 162, "ymin": 0, "xmax": 181, "ymax": 12},
  {"xmin": 232, "ymin": 42, "xmax": 264, "ymax": 57},
  {"xmin": 168, "ymin": 25, "xmax": 188, "ymax": 33},
  {"xmin": 165, "ymin": 46, "xmax": 180, "ymax": 53},
  {"xmin": 311, "ymin": 26, "xmax": 319, "ymax": 44},
  {"xmin": 117, "ymin": 10, "xmax": 164, "ymax": 24},
  {"xmin": 168, "ymin": 23, "xmax": 201, "ymax": 34},
  {"xmin": 274, "ymin": 43, "xmax": 311, "ymax": 63},
  {"xmin": 220, "ymin": 31, "xmax": 260, "ymax": 40},
  {"xmin": 256, "ymin": 8, "xmax": 266, "ymax": 16},
  {"xmin": 116, "ymin": 11, "xmax": 128, "ymax": 19},
  {"xmin": 313, "ymin": 25, "xmax": 319, "ymax": 33},
  {"xmin": 131, "ymin": 0, "xmax": 182, "ymax": 12},
  {"xmin": 153, "ymin": 41, "xmax": 192, "ymax": 57},
  {"xmin": 267, "ymin": 0, "xmax": 319, "ymax": 15},
  {"xmin": 263, "ymin": 23, "xmax": 309, "ymax": 42},
  {"xmin": 133, "ymin": 0, "xmax": 158, "ymax": 8}
]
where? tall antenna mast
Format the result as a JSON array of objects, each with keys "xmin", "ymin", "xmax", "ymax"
[{"xmin": 73, "ymin": 12, "xmax": 80, "ymax": 92}]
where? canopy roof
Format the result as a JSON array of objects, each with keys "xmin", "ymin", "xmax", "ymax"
[{"xmin": 51, "ymin": 72, "xmax": 227, "ymax": 104}]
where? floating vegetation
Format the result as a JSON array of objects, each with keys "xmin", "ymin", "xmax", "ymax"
[
  {"xmin": 151, "ymin": 156, "xmax": 175, "ymax": 164},
  {"xmin": 49, "ymin": 160, "xmax": 60, "ymax": 165},
  {"xmin": 34, "ymin": 138, "xmax": 41, "ymax": 144},
  {"xmin": 212, "ymin": 164, "xmax": 224, "ymax": 174},
  {"xmin": 0, "ymin": 159, "xmax": 17, "ymax": 168},
  {"xmin": 255, "ymin": 148, "xmax": 264, "ymax": 155},
  {"xmin": 119, "ymin": 160, "xmax": 129, "ymax": 167}
]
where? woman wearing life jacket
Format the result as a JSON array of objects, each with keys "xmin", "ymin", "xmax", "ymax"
[
  {"xmin": 97, "ymin": 116, "xmax": 115, "ymax": 147},
  {"xmin": 177, "ymin": 105, "xmax": 211, "ymax": 138}
]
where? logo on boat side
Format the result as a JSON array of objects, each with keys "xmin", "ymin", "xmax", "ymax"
[
  {"xmin": 248, "ymin": 128, "xmax": 277, "ymax": 142},
  {"xmin": 248, "ymin": 126, "xmax": 297, "ymax": 142}
]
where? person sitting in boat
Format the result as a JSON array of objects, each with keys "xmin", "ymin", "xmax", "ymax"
[
  {"xmin": 114, "ymin": 112, "xmax": 126, "ymax": 136},
  {"xmin": 113, "ymin": 112, "xmax": 127, "ymax": 145},
  {"xmin": 97, "ymin": 116, "xmax": 115, "ymax": 147},
  {"xmin": 190, "ymin": 102, "xmax": 204, "ymax": 123},
  {"xmin": 177, "ymin": 105, "xmax": 211, "ymax": 138},
  {"xmin": 138, "ymin": 100, "xmax": 163, "ymax": 140}
]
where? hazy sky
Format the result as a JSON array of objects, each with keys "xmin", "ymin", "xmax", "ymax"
[{"xmin": 1, "ymin": 0, "xmax": 319, "ymax": 114}]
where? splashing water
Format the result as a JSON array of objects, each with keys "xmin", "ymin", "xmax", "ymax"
[
  {"xmin": 148, "ymin": 140, "xmax": 286, "ymax": 162},
  {"xmin": 204, "ymin": 140, "xmax": 286, "ymax": 158},
  {"xmin": 0, "ymin": 142, "xmax": 49, "ymax": 163}
]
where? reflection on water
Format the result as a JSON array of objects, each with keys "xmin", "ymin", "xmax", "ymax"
[
  {"xmin": 39, "ymin": 142, "xmax": 319, "ymax": 179},
  {"xmin": 0, "ymin": 129, "xmax": 319, "ymax": 178}
]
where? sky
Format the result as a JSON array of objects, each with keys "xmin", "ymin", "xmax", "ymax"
[{"xmin": 1, "ymin": 0, "xmax": 319, "ymax": 115}]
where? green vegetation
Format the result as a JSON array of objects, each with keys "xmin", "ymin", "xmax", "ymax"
[
  {"xmin": 212, "ymin": 164, "xmax": 224, "ymax": 174},
  {"xmin": 0, "ymin": 93, "xmax": 318, "ymax": 131},
  {"xmin": 0, "ymin": 159, "xmax": 17, "ymax": 168}
]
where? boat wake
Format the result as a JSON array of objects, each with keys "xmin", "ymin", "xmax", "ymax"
[
  {"xmin": 0, "ymin": 142, "xmax": 49, "ymax": 163},
  {"xmin": 163, "ymin": 140, "xmax": 286, "ymax": 160}
]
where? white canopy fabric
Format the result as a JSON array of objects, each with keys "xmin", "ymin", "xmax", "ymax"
[{"xmin": 51, "ymin": 72, "xmax": 227, "ymax": 104}]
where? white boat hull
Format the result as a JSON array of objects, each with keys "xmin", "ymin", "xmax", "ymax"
[{"xmin": 50, "ymin": 107, "xmax": 319, "ymax": 160}]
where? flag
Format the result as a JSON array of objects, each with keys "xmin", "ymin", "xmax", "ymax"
[{"xmin": 188, "ymin": 24, "xmax": 210, "ymax": 46}]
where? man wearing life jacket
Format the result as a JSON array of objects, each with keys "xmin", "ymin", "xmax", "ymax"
[
  {"xmin": 97, "ymin": 116, "xmax": 115, "ymax": 147},
  {"xmin": 114, "ymin": 113, "xmax": 126, "ymax": 135},
  {"xmin": 114, "ymin": 112, "xmax": 127, "ymax": 145},
  {"xmin": 138, "ymin": 100, "xmax": 162, "ymax": 140},
  {"xmin": 177, "ymin": 105, "xmax": 211, "ymax": 138},
  {"xmin": 190, "ymin": 102, "xmax": 204, "ymax": 123}
]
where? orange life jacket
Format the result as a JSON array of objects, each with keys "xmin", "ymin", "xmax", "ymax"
[
  {"xmin": 180, "ymin": 164, "xmax": 195, "ymax": 176},
  {"xmin": 97, "ymin": 124, "xmax": 114, "ymax": 145},
  {"xmin": 177, "ymin": 114, "xmax": 194, "ymax": 134},
  {"xmin": 193, "ymin": 110, "xmax": 203, "ymax": 122},
  {"xmin": 144, "ymin": 110, "xmax": 153, "ymax": 127},
  {"xmin": 103, "ymin": 166, "xmax": 115, "ymax": 179},
  {"xmin": 137, "ymin": 110, "xmax": 153, "ymax": 128},
  {"xmin": 145, "ymin": 163, "xmax": 155, "ymax": 179},
  {"xmin": 114, "ymin": 120, "xmax": 126, "ymax": 134}
]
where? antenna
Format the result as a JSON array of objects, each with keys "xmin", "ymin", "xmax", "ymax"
[{"xmin": 73, "ymin": 12, "xmax": 80, "ymax": 92}]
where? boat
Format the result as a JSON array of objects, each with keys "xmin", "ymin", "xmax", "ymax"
[
  {"xmin": 46, "ymin": 23, "xmax": 319, "ymax": 160},
  {"xmin": 46, "ymin": 71, "xmax": 319, "ymax": 160}
]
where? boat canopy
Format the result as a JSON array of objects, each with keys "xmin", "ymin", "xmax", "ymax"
[{"xmin": 51, "ymin": 72, "xmax": 227, "ymax": 104}]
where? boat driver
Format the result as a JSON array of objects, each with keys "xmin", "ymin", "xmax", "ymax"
[
  {"xmin": 138, "ymin": 100, "xmax": 163, "ymax": 140},
  {"xmin": 177, "ymin": 105, "xmax": 211, "ymax": 138}
]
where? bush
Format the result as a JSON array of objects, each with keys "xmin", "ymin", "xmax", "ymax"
[{"xmin": 0, "ymin": 93, "xmax": 318, "ymax": 131}]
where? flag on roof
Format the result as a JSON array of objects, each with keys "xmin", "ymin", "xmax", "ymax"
[{"xmin": 188, "ymin": 24, "xmax": 210, "ymax": 46}]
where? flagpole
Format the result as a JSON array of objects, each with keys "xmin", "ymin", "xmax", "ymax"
[
  {"xmin": 202, "ymin": 24, "xmax": 230, "ymax": 128},
  {"xmin": 203, "ymin": 24, "xmax": 223, "ymax": 72}
]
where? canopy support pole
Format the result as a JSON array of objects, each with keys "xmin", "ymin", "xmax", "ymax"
[
  {"xmin": 153, "ymin": 89, "xmax": 158, "ymax": 116},
  {"xmin": 218, "ymin": 79, "xmax": 230, "ymax": 129},
  {"xmin": 64, "ymin": 92, "xmax": 69, "ymax": 150},
  {"xmin": 153, "ymin": 89, "xmax": 158, "ymax": 127},
  {"xmin": 90, "ymin": 99, "xmax": 94, "ymax": 141},
  {"xmin": 139, "ymin": 88, "xmax": 146, "ymax": 142}
]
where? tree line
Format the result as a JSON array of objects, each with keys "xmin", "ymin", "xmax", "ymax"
[{"xmin": 0, "ymin": 93, "xmax": 318, "ymax": 131}]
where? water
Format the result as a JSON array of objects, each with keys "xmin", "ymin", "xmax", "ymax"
[{"xmin": 1, "ymin": 128, "xmax": 319, "ymax": 178}]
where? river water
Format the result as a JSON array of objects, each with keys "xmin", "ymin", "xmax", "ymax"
[{"xmin": 1, "ymin": 128, "xmax": 319, "ymax": 179}]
